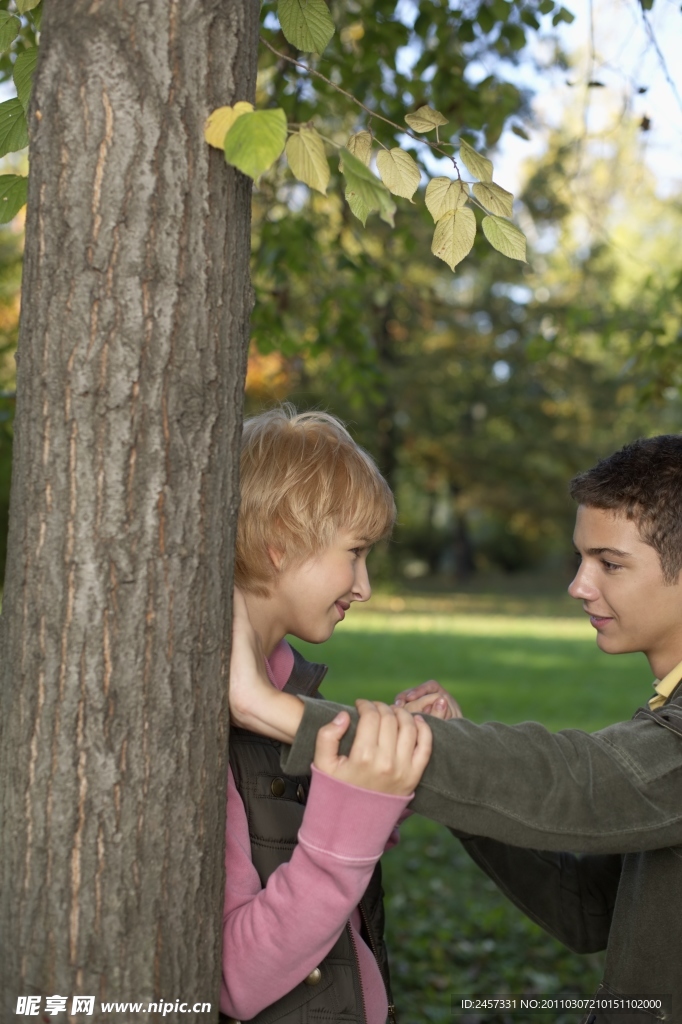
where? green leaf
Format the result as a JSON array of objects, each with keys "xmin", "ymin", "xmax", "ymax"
[
  {"xmin": 459, "ymin": 139, "xmax": 493, "ymax": 182},
  {"xmin": 376, "ymin": 147, "xmax": 421, "ymax": 202},
  {"xmin": 0, "ymin": 12, "xmax": 20, "ymax": 53},
  {"xmin": 278, "ymin": 0, "xmax": 335, "ymax": 54},
  {"xmin": 431, "ymin": 207, "xmax": 476, "ymax": 271},
  {"xmin": 404, "ymin": 105, "xmax": 449, "ymax": 133},
  {"xmin": 16, "ymin": 0, "xmax": 41, "ymax": 12},
  {"xmin": 346, "ymin": 130, "xmax": 372, "ymax": 166},
  {"xmin": 14, "ymin": 47, "xmax": 38, "ymax": 116},
  {"xmin": 285, "ymin": 127, "xmax": 330, "ymax": 194},
  {"xmin": 0, "ymin": 174, "xmax": 27, "ymax": 223},
  {"xmin": 223, "ymin": 108, "xmax": 287, "ymax": 180},
  {"xmin": 481, "ymin": 214, "xmax": 527, "ymax": 261},
  {"xmin": 31, "ymin": 2, "xmax": 42, "ymax": 30},
  {"xmin": 477, "ymin": 6, "xmax": 495, "ymax": 34},
  {"xmin": 552, "ymin": 5, "xmax": 575, "ymax": 23},
  {"xmin": 0, "ymin": 99, "xmax": 28, "ymax": 158},
  {"xmin": 425, "ymin": 177, "xmax": 469, "ymax": 221},
  {"xmin": 345, "ymin": 189, "xmax": 370, "ymax": 226},
  {"xmin": 472, "ymin": 181, "xmax": 514, "ymax": 217},
  {"xmin": 340, "ymin": 147, "xmax": 395, "ymax": 227}
]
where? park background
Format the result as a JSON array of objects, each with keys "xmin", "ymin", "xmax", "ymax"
[{"xmin": 0, "ymin": 0, "xmax": 681, "ymax": 1019}]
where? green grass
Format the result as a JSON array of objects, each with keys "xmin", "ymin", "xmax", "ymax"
[{"xmin": 292, "ymin": 609, "xmax": 653, "ymax": 1024}]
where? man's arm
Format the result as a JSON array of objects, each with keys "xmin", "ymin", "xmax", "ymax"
[
  {"xmin": 454, "ymin": 834, "xmax": 621, "ymax": 953},
  {"xmin": 279, "ymin": 697, "xmax": 682, "ymax": 855}
]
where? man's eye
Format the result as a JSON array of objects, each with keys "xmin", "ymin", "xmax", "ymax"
[{"xmin": 602, "ymin": 560, "xmax": 622, "ymax": 571}]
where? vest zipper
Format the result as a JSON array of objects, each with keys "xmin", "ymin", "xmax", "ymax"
[
  {"xmin": 358, "ymin": 900, "xmax": 397, "ymax": 1023},
  {"xmin": 347, "ymin": 921, "xmax": 368, "ymax": 1024}
]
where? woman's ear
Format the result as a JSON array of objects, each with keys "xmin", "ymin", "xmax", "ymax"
[{"xmin": 267, "ymin": 545, "xmax": 284, "ymax": 571}]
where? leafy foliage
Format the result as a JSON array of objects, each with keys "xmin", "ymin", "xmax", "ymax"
[
  {"xmin": 277, "ymin": 0, "xmax": 335, "ymax": 54},
  {"xmin": 13, "ymin": 44, "xmax": 37, "ymax": 114},
  {"xmin": 481, "ymin": 215, "xmax": 527, "ymax": 261},
  {"xmin": 0, "ymin": 98, "xmax": 28, "ymax": 158},
  {"xmin": 200, "ymin": 0, "xmax": 589, "ymax": 270},
  {"xmin": 285, "ymin": 126, "xmax": 330, "ymax": 194},
  {"xmin": 0, "ymin": 1, "xmax": 43, "ymax": 223},
  {"xmin": 0, "ymin": 173, "xmax": 27, "ymax": 223},
  {"xmin": 222, "ymin": 108, "xmax": 288, "ymax": 180}
]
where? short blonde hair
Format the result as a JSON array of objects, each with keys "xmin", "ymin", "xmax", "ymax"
[{"xmin": 235, "ymin": 405, "xmax": 396, "ymax": 596}]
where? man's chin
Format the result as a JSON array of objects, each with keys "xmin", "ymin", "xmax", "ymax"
[{"xmin": 595, "ymin": 631, "xmax": 635, "ymax": 656}]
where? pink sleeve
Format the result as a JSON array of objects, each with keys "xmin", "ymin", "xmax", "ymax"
[{"xmin": 221, "ymin": 765, "xmax": 409, "ymax": 1021}]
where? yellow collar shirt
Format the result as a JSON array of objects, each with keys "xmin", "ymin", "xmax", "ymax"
[{"xmin": 648, "ymin": 657, "xmax": 682, "ymax": 710}]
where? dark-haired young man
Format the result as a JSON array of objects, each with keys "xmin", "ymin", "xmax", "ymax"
[{"xmin": 230, "ymin": 435, "xmax": 682, "ymax": 1023}]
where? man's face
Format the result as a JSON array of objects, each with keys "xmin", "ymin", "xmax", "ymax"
[
  {"xmin": 569, "ymin": 504, "xmax": 682, "ymax": 676},
  {"xmin": 271, "ymin": 527, "xmax": 372, "ymax": 645}
]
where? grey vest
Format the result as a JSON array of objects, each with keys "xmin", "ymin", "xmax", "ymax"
[{"xmin": 223, "ymin": 647, "xmax": 395, "ymax": 1024}]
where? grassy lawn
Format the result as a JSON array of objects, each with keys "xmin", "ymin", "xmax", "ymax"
[{"xmin": 292, "ymin": 604, "xmax": 652, "ymax": 1024}]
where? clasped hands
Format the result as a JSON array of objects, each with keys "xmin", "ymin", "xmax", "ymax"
[{"xmin": 229, "ymin": 588, "xmax": 462, "ymax": 797}]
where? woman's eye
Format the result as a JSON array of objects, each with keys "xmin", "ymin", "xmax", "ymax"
[{"xmin": 603, "ymin": 560, "xmax": 621, "ymax": 571}]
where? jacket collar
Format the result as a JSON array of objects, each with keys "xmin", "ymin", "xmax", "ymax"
[{"xmin": 283, "ymin": 644, "xmax": 328, "ymax": 698}]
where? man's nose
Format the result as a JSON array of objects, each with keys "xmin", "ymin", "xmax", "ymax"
[{"xmin": 568, "ymin": 562, "xmax": 599, "ymax": 602}]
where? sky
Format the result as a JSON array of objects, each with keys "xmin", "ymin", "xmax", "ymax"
[{"xmin": 491, "ymin": 0, "xmax": 682, "ymax": 196}]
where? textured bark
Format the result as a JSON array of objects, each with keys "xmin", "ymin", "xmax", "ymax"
[{"xmin": 0, "ymin": 1, "xmax": 258, "ymax": 1020}]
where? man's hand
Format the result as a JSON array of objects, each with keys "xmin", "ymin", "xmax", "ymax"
[
  {"xmin": 393, "ymin": 680, "xmax": 463, "ymax": 721},
  {"xmin": 229, "ymin": 588, "xmax": 304, "ymax": 742},
  {"xmin": 313, "ymin": 699, "xmax": 432, "ymax": 796}
]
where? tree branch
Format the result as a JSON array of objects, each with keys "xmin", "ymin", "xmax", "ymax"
[{"xmin": 259, "ymin": 35, "xmax": 460, "ymax": 170}]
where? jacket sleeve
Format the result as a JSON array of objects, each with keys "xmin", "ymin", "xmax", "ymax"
[
  {"xmin": 453, "ymin": 831, "xmax": 621, "ymax": 953},
  {"xmin": 279, "ymin": 697, "xmax": 682, "ymax": 854}
]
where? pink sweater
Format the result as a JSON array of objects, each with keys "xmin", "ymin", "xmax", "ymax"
[{"xmin": 220, "ymin": 640, "xmax": 410, "ymax": 1022}]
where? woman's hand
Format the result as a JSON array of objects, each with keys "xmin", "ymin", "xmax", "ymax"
[
  {"xmin": 393, "ymin": 680, "xmax": 463, "ymax": 721},
  {"xmin": 313, "ymin": 699, "xmax": 432, "ymax": 796}
]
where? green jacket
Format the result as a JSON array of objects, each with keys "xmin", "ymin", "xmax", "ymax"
[{"xmin": 279, "ymin": 681, "xmax": 682, "ymax": 1024}]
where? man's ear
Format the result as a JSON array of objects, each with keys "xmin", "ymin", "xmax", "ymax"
[{"xmin": 267, "ymin": 545, "xmax": 284, "ymax": 571}]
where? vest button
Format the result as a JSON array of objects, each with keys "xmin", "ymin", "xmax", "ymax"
[
  {"xmin": 304, "ymin": 967, "xmax": 322, "ymax": 986},
  {"xmin": 296, "ymin": 783, "xmax": 306, "ymax": 803},
  {"xmin": 270, "ymin": 777, "xmax": 286, "ymax": 797}
]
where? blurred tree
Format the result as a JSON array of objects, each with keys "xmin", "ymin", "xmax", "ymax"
[{"xmin": 247, "ymin": 113, "xmax": 681, "ymax": 578}]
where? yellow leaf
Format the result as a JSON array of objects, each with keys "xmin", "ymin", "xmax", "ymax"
[
  {"xmin": 472, "ymin": 181, "xmax": 514, "ymax": 218},
  {"xmin": 285, "ymin": 127, "xmax": 330, "ymax": 194},
  {"xmin": 376, "ymin": 147, "xmax": 421, "ymax": 201},
  {"xmin": 425, "ymin": 177, "xmax": 469, "ymax": 221},
  {"xmin": 405, "ymin": 105, "xmax": 449, "ymax": 133},
  {"xmin": 346, "ymin": 130, "xmax": 372, "ymax": 166},
  {"xmin": 458, "ymin": 139, "xmax": 493, "ymax": 182},
  {"xmin": 204, "ymin": 102, "xmax": 254, "ymax": 150},
  {"xmin": 431, "ymin": 207, "xmax": 476, "ymax": 271},
  {"xmin": 482, "ymin": 215, "xmax": 527, "ymax": 262}
]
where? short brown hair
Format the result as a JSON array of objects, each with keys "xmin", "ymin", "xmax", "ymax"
[
  {"xmin": 569, "ymin": 435, "xmax": 682, "ymax": 584},
  {"xmin": 235, "ymin": 406, "xmax": 396, "ymax": 596}
]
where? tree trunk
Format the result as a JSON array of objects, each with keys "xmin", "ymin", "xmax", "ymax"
[{"xmin": 0, "ymin": 2, "xmax": 258, "ymax": 1020}]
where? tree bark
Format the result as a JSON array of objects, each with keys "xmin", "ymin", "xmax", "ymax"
[{"xmin": 0, "ymin": 2, "xmax": 258, "ymax": 1020}]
